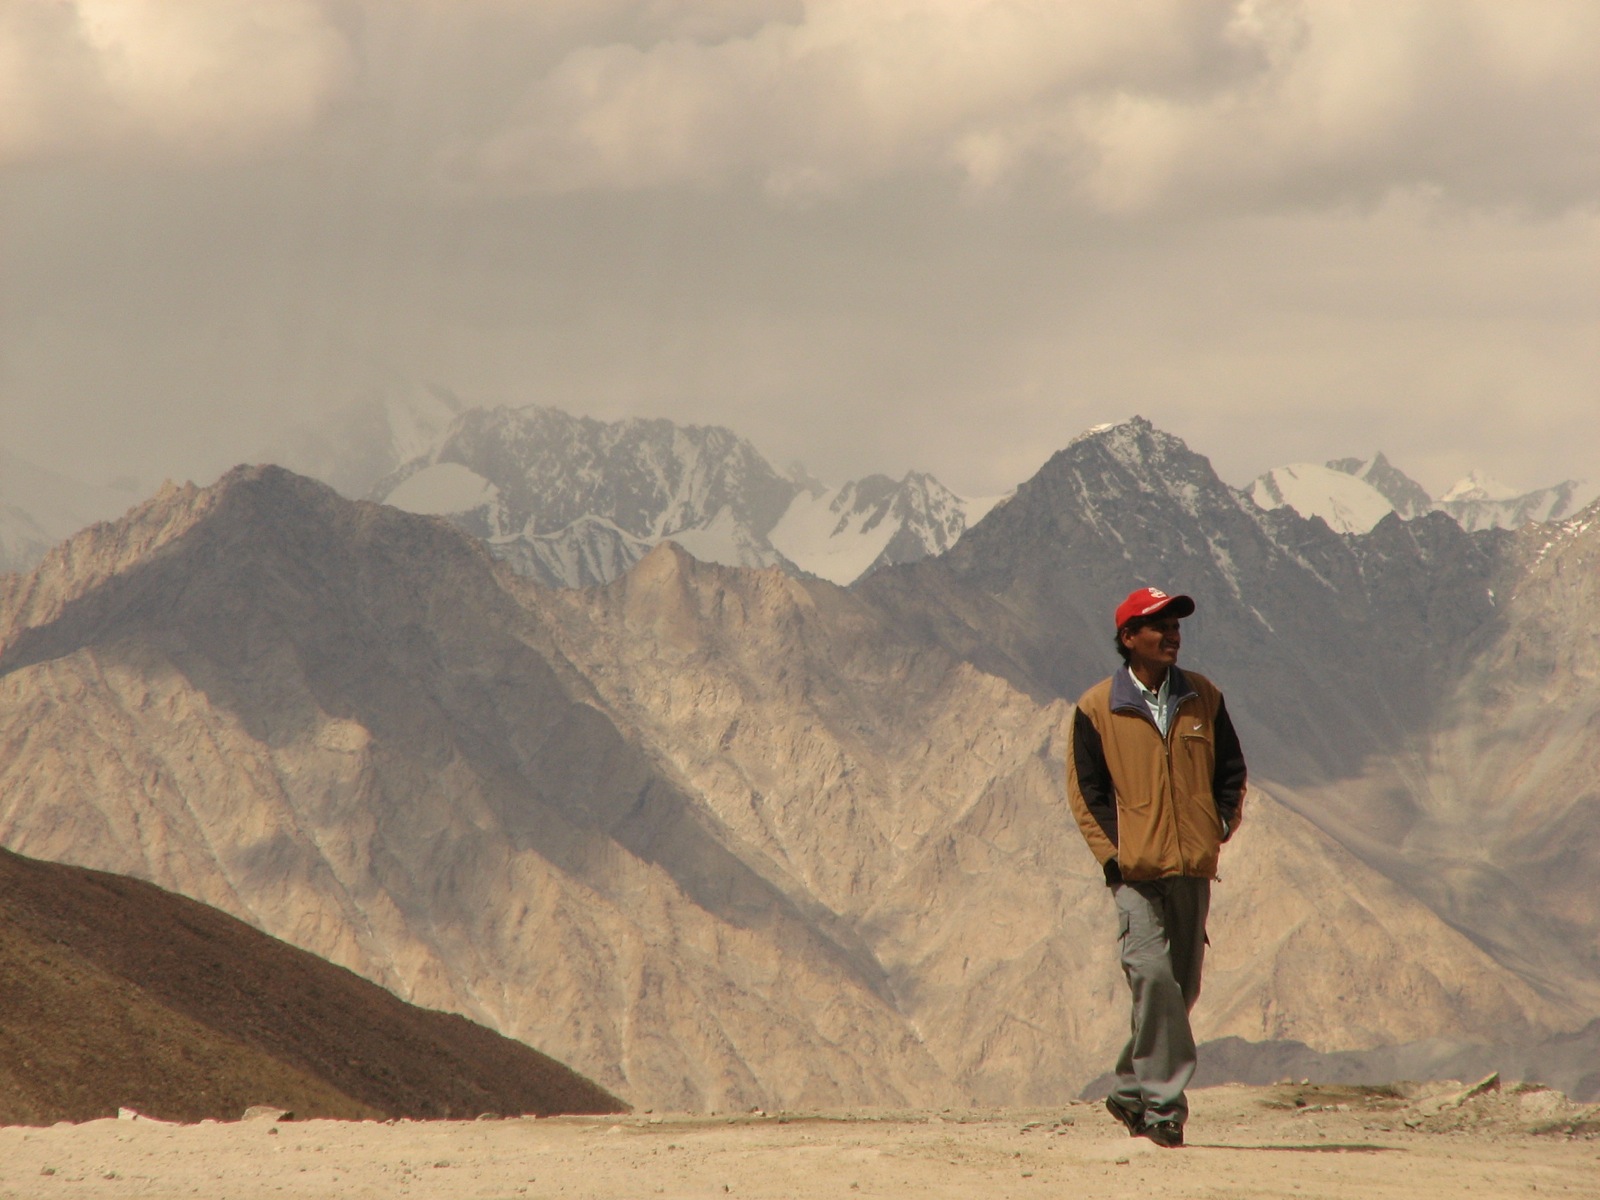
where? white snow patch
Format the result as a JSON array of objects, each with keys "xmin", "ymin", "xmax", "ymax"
[
  {"xmin": 1069, "ymin": 419, "xmax": 1135, "ymax": 447},
  {"xmin": 770, "ymin": 480, "xmax": 1009, "ymax": 585},
  {"xmin": 1206, "ymin": 536, "xmax": 1244, "ymax": 600},
  {"xmin": 769, "ymin": 487, "xmax": 900, "ymax": 585},
  {"xmin": 1249, "ymin": 463, "xmax": 1394, "ymax": 534}
]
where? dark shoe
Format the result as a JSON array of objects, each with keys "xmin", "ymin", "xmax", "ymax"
[
  {"xmin": 1139, "ymin": 1119, "xmax": 1184, "ymax": 1148},
  {"xmin": 1104, "ymin": 1095, "xmax": 1143, "ymax": 1137}
]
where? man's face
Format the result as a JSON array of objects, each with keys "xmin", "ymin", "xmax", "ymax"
[{"xmin": 1121, "ymin": 616, "xmax": 1182, "ymax": 675}]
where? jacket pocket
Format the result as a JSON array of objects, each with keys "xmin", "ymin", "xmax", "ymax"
[{"xmin": 1178, "ymin": 730, "xmax": 1214, "ymax": 778}]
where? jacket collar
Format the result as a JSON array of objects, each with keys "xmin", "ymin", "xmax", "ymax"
[{"xmin": 1110, "ymin": 664, "xmax": 1197, "ymax": 715}]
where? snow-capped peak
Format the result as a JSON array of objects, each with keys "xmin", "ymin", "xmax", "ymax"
[
  {"xmin": 1078, "ymin": 421, "xmax": 1122, "ymax": 438},
  {"xmin": 1249, "ymin": 463, "xmax": 1394, "ymax": 535},
  {"xmin": 1068, "ymin": 417, "xmax": 1147, "ymax": 451}
]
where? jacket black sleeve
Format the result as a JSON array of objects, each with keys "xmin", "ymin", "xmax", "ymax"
[
  {"xmin": 1071, "ymin": 707, "xmax": 1123, "ymax": 883},
  {"xmin": 1211, "ymin": 696, "xmax": 1247, "ymax": 839}
]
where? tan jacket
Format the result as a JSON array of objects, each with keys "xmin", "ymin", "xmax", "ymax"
[{"xmin": 1066, "ymin": 665, "xmax": 1246, "ymax": 882}]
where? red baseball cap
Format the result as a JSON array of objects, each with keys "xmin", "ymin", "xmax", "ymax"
[{"xmin": 1114, "ymin": 586, "xmax": 1195, "ymax": 631}]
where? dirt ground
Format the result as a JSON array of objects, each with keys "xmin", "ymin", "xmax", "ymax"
[{"xmin": 1, "ymin": 1082, "xmax": 1596, "ymax": 1200}]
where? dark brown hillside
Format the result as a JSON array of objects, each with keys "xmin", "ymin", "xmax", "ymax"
[{"xmin": 0, "ymin": 846, "xmax": 624, "ymax": 1125}]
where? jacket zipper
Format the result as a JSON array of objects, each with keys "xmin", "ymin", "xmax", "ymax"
[
  {"xmin": 1164, "ymin": 709, "xmax": 1184, "ymax": 875},
  {"xmin": 1120, "ymin": 687, "xmax": 1203, "ymax": 877}
]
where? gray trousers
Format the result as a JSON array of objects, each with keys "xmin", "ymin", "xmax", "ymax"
[{"xmin": 1108, "ymin": 877, "xmax": 1210, "ymax": 1125}]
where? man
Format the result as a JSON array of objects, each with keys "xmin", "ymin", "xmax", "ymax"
[{"xmin": 1066, "ymin": 586, "xmax": 1246, "ymax": 1149}]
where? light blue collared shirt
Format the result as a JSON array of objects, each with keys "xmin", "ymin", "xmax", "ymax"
[{"xmin": 1126, "ymin": 666, "xmax": 1172, "ymax": 736}]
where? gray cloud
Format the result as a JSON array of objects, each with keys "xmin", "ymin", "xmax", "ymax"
[
  {"xmin": 0, "ymin": 0, "xmax": 353, "ymax": 164},
  {"xmin": 462, "ymin": 0, "xmax": 1600, "ymax": 215}
]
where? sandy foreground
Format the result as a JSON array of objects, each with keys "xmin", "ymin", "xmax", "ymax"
[{"xmin": 1, "ymin": 1084, "xmax": 1596, "ymax": 1200}]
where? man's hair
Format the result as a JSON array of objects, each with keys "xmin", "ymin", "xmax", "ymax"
[{"xmin": 1113, "ymin": 621, "xmax": 1140, "ymax": 665}]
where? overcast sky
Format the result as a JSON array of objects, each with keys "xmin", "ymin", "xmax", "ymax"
[{"xmin": 2, "ymin": 0, "xmax": 1596, "ymax": 499}]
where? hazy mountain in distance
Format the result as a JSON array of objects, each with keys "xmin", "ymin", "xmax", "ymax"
[
  {"xmin": 1184, "ymin": 1020, "xmax": 1600, "ymax": 1102},
  {"xmin": 1434, "ymin": 470, "xmax": 1598, "ymax": 533},
  {"xmin": 534, "ymin": 546, "xmax": 1575, "ymax": 1097},
  {"xmin": 0, "ymin": 845, "xmax": 623, "ymax": 1124},
  {"xmin": 0, "ymin": 502, "xmax": 52, "ymax": 576},
  {"xmin": 2, "ymin": 454, "xmax": 1591, "ymax": 1110},
  {"xmin": 370, "ymin": 404, "xmax": 797, "ymax": 582},
  {"xmin": 1259, "ymin": 451, "xmax": 1597, "ymax": 534},
  {"xmin": 0, "ymin": 451, "xmax": 140, "ymax": 574},
  {"xmin": 368, "ymin": 403, "xmax": 998, "ymax": 587},
  {"xmin": 262, "ymin": 384, "xmax": 463, "ymax": 499}
]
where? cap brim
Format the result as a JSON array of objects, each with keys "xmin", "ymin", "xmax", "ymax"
[{"xmin": 1147, "ymin": 594, "xmax": 1195, "ymax": 620}]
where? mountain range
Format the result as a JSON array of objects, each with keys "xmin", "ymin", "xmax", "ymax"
[
  {"xmin": 5, "ymin": 393, "xmax": 1582, "ymax": 585},
  {"xmin": 855, "ymin": 418, "xmax": 1600, "ymax": 1021},
  {"xmin": 2, "ymin": 414, "xmax": 1596, "ymax": 1109},
  {"xmin": 1251, "ymin": 452, "xmax": 1595, "ymax": 535},
  {"xmin": 360, "ymin": 402, "xmax": 1002, "ymax": 588}
]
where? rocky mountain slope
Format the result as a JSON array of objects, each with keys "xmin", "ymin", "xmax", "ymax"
[
  {"xmin": 857, "ymin": 419, "xmax": 1506, "ymax": 785},
  {"xmin": 1, "ymin": 453, "xmax": 1589, "ymax": 1111},
  {"xmin": 856, "ymin": 418, "xmax": 1600, "ymax": 1020},
  {"xmin": 1266, "ymin": 502, "xmax": 1600, "ymax": 1012},
  {"xmin": 0, "ymin": 471, "xmax": 951, "ymax": 1111},
  {"xmin": 0, "ymin": 845, "xmax": 622, "ymax": 1124},
  {"xmin": 532, "ymin": 547, "xmax": 1572, "ymax": 1091}
]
